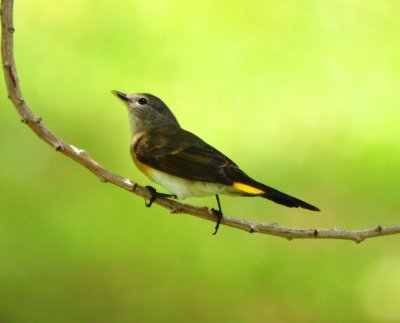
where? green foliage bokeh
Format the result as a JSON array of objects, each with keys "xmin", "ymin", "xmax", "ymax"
[{"xmin": 1, "ymin": 0, "xmax": 400, "ymax": 322}]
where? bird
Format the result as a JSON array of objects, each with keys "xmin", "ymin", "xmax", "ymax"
[{"xmin": 112, "ymin": 91, "xmax": 320, "ymax": 234}]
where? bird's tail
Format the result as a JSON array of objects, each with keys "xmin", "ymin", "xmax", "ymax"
[
  {"xmin": 233, "ymin": 180, "xmax": 320, "ymax": 211},
  {"xmin": 259, "ymin": 183, "xmax": 320, "ymax": 211}
]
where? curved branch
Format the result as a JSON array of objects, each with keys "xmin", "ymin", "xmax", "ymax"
[{"xmin": 2, "ymin": 0, "xmax": 400, "ymax": 242}]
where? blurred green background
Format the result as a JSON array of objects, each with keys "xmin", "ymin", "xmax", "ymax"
[{"xmin": 1, "ymin": 0, "xmax": 400, "ymax": 322}]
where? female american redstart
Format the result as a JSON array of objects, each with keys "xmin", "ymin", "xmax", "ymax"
[{"xmin": 112, "ymin": 91, "xmax": 320, "ymax": 234}]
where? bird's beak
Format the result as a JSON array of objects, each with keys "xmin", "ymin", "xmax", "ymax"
[{"xmin": 111, "ymin": 90, "xmax": 129, "ymax": 101}]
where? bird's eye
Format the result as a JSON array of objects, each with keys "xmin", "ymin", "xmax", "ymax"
[{"xmin": 138, "ymin": 98, "xmax": 147, "ymax": 105}]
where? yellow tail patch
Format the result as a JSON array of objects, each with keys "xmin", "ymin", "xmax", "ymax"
[{"xmin": 233, "ymin": 182, "xmax": 264, "ymax": 195}]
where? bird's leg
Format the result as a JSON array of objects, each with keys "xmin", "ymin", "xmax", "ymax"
[
  {"xmin": 211, "ymin": 195, "xmax": 223, "ymax": 235},
  {"xmin": 145, "ymin": 186, "xmax": 177, "ymax": 207}
]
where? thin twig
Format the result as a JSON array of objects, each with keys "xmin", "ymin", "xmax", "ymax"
[{"xmin": 1, "ymin": 0, "xmax": 399, "ymax": 242}]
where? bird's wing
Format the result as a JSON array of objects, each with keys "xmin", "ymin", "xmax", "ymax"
[{"xmin": 133, "ymin": 129, "xmax": 244, "ymax": 185}]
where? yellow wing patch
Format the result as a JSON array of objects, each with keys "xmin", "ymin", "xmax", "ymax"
[{"xmin": 233, "ymin": 182, "xmax": 264, "ymax": 195}]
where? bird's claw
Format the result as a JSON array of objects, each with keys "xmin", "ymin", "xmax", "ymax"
[
  {"xmin": 145, "ymin": 186, "xmax": 176, "ymax": 207},
  {"xmin": 211, "ymin": 208, "xmax": 223, "ymax": 235}
]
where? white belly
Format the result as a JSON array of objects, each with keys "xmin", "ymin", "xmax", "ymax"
[{"xmin": 145, "ymin": 168, "xmax": 234, "ymax": 200}]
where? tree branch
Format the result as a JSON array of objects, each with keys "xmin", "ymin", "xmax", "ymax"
[{"xmin": 2, "ymin": 0, "xmax": 399, "ymax": 242}]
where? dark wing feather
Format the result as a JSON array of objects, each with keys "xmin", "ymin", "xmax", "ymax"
[{"xmin": 134, "ymin": 129, "xmax": 242, "ymax": 185}]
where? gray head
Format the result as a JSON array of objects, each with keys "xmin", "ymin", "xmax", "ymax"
[{"xmin": 112, "ymin": 91, "xmax": 180, "ymax": 135}]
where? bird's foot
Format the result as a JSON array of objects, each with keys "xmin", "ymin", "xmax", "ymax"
[
  {"xmin": 145, "ymin": 186, "xmax": 177, "ymax": 207},
  {"xmin": 211, "ymin": 208, "xmax": 223, "ymax": 235}
]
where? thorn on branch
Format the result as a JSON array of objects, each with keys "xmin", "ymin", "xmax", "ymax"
[
  {"xmin": 20, "ymin": 116, "xmax": 42, "ymax": 124},
  {"xmin": 355, "ymin": 236, "xmax": 364, "ymax": 244},
  {"xmin": 7, "ymin": 26, "xmax": 15, "ymax": 33},
  {"xmin": 170, "ymin": 206, "xmax": 181, "ymax": 214},
  {"xmin": 33, "ymin": 116, "xmax": 42, "ymax": 123},
  {"xmin": 376, "ymin": 225, "xmax": 383, "ymax": 232},
  {"xmin": 55, "ymin": 143, "xmax": 63, "ymax": 151},
  {"xmin": 314, "ymin": 229, "xmax": 319, "ymax": 237},
  {"xmin": 99, "ymin": 177, "xmax": 108, "ymax": 183},
  {"xmin": 249, "ymin": 226, "xmax": 255, "ymax": 233}
]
